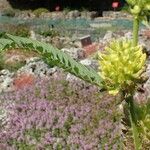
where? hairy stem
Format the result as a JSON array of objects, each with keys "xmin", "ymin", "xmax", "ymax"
[
  {"xmin": 133, "ymin": 17, "xmax": 140, "ymax": 47},
  {"xmin": 126, "ymin": 96, "xmax": 142, "ymax": 150}
]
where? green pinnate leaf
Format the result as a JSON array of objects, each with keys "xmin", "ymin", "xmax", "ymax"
[{"xmin": 0, "ymin": 33, "xmax": 102, "ymax": 87}]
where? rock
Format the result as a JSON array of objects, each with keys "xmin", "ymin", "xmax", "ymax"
[
  {"xmin": 124, "ymin": 30, "xmax": 150, "ymax": 57},
  {"xmin": 25, "ymin": 57, "xmax": 40, "ymax": 64},
  {"xmin": 40, "ymin": 12, "xmax": 52, "ymax": 19},
  {"xmin": 80, "ymin": 58, "xmax": 98, "ymax": 70},
  {"xmin": 90, "ymin": 11, "xmax": 99, "ymax": 19},
  {"xmin": 0, "ymin": 69, "xmax": 14, "ymax": 93},
  {"xmin": 61, "ymin": 48, "xmax": 85, "ymax": 60},
  {"xmin": 73, "ymin": 10, "xmax": 81, "ymax": 18},
  {"xmin": 17, "ymin": 57, "xmax": 57, "ymax": 78},
  {"xmin": 85, "ymin": 12, "xmax": 93, "ymax": 19},
  {"xmin": 66, "ymin": 73, "xmax": 81, "ymax": 82},
  {"xmin": 140, "ymin": 42, "xmax": 150, "ymax": 57},
  {"xmin": 81, "ymin": 11, "xmax": 88, "ymax": 19},
  {"xmin": 66, "ymin": 37, "xmax": 82, "ymax": 48},
  {"xmin": 1, "ymin": 8, "xmax": 15, "ymax": 17},
  {"xmin": 51, "ymin": 12, "xmax": 64, "ymax": 19},
  {"xmin": 67, "ymin": 10, "xmax": 81, "ymax": 19},
  {"xmin": 30, "ymin": 30, "xmax": 36, "ymax": 40},
  {"xmin": 73, "ymin": 41, "xmax": 82, "ymax": 48},
  {"xmin": 0, "ymin": 0, "xmax": 11, "ymax": 12},
  {"xmin": 103, "ymin": 31, "xmax": 115, "ymax": 41},
  {"xmin": 139, "ymin": 37, "xmax": 150, "ymax": 57},
  {"xmin": 5, "ymin": 55, "xmax": 23, "ymax": 64},
  {"xmin": 102, "ymin": 11, "xmax": 112, "ymax": 17},
  {"xmin": 144, "ymin": 64, "xmax": 150, "ymax": 98},
  {"xmin": 144, "ymin": 78, "xmax": 150, "ymax": 98},
  {"xmin": 41, "ymin": 36, "xmax": 52, "ymax": 43},
  {"xmin": 124, "ymin": 31, "xmax": 132, "ymax": 39},
  {"xmin": 102, "ymin": 11, "xmax": 131, "ymax": 18},
  {"xmin": 16, "ymin": 11, "xmax": 35, "ymax": 20},
  {"xmin": 52, "ymin": 36, "xmax": 64, "ymax": 49},
  {"xmin": 0, "ymin": 69, "xmax": 14, "ymax": 79},
  {"xmin": 134, "ymin": 64, "xmax": 150, "ymax": 104},
  {"xmin": 67, "ymin": 12, "xmax": 73, "ymax": 19},
  {"xmin": 66, "ymin": 73, "xmax": 91, "ymax": 89}
]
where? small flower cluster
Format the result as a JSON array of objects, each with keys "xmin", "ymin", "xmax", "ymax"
[{"xmin": 0, "ymin": 74, "xmax": 123, "ymax": 149}]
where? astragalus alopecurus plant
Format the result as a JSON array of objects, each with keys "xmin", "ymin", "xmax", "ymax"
[
  {"xmin": 0, "ymin": 0, "xmax": 150, "ymax": 149},
  {"xmin": 126, "ymin": 0, "xmax": 150, "ymax": 46},
  {"xmin": 98, "ymin": 39, "xmax": 146, "ymax": 150}
]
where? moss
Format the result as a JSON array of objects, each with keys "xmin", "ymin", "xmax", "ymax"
[{"xmin": 33, "ymin": 8, "xmax": 49, "ymax": 17}]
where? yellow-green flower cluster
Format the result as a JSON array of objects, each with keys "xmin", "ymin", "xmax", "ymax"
[
  {"xmin": 98, "ymin": 39, "xmax": 146, "ymax": 95},
  {"xmin": 126, "ymin": 0, "xmax": 150, "ymax": 16}
]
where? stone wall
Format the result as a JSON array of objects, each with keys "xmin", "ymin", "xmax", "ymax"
[{"xmin": 102, "ymin": 11, "xmax": 131, "ymax": 18}]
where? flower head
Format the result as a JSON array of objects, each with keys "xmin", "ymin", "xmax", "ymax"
[
  {"xmin": 126, "ymin": 0, "xmax": 150, "ymax": 16},
  {"xmin": 98, "ymin": 39, "xmax": 146, "ymax": 95}
]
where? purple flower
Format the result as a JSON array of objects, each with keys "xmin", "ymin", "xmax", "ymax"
[{"xmin": 0, "ymin": 75, "xmax": 122, "ymax": 149}]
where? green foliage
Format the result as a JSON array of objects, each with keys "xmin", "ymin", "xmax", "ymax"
[
  {"xmin": 13, "ymin": 24, "xmax": 30, "ymax": 37},
  {"xmin": 126, "ymin": 0, "xmax": 150, "ymax": 25},
  {"xmin": 125, "ymin": 101, "xmax": 150, "ymax": 149},
  {"xmin": 135, "ymin": 102, "xmax": 150, "ymax": 149},
  {"xmin": 93, "ymin": 26, "xmax": 119, "ymax": 38},
  {"xmin": 0, "ymin": 38, "xmax": 14, "ymax": 50},
  {"xmin": 2, "ymin": 9, "xmax": 15, "ymax": 17},
  {"xmin": 2, "ymin": 61, "xmax": 25, "ymax": 72},
  {"xmin": 0, "ymin": 1, "xmax": 149, "ymax": 147},
  {"xmin": 121, "ymin": 3, "xmax": 130, "ymax": 13},
  {"xmin": 0, "ymin": 24, "xmax": 30, "ymax": 37},
  {"xmin": 0, "ymin": 53, "xmax": 5, "ymax": 70},
  {"xmin": 10, "ymin": 140, "xmax": 35, "ymax": 150},
  {"xmin": 0, "ymin": 33, "xmax": 102, "ymax": 87},
  {"xmin": 33, "ymin": 8, "xmax": 49, "ymax": 17},
  {"xmin": 39, "ymin": 29, "xmax": 59, "ymax": 38},
  {"xmin": 0, "ymin": 48, "xmax": 26, "ymax": 72},
  {"xmin": 25, "ymin": 128, "xmax": 47, "ymax": 142},
  {"xmin": 63, "ymin": 7, "xmax": 71, "ymax": 15},
  {"xmin": 126, "ymin": 0, "xmax": 150, "ymax": 46},
  {"xmin": 0, "ymin": 32, "xmax": 6, "ymax": 38}
]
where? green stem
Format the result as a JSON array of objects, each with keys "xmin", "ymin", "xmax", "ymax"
[
  {"xmin": 133, "ymin": 17, "xmax": 140, "ymax": 47},
  {"xmin": 126, "ymin": 96, "xmax": 142, "ymax": 150}
]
